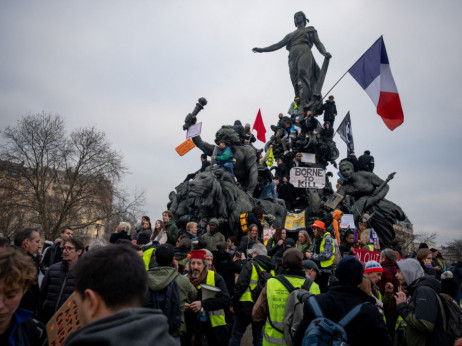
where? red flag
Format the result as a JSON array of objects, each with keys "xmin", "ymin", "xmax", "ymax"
[{"xmin": 252, "ymin": 109, "xmax": 266, "ymax": 142}]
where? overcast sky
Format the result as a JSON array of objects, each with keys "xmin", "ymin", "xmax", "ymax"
[{"xmin": 1, "ymin": 1, "xmax": 461, "ymax": 245}]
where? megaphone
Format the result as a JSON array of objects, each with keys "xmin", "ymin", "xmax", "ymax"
[{"xmin": 200, "ymin": 284, "xmax": 221, "ymax": 300}]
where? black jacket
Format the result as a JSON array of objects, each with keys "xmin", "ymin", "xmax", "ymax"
[
  {"xmin": 232, "ymin": 255, "xmax": 275, "ymax": 314},
  {"xmin": 213, "ymin": 250, "xmax": 242, "ymax": 296},
  {"xmin": 40, "ymin": 261, "xmax": 76, "ymax": 323},
  {"xmin": 293, "ymin": 282, "xmax": 392, "ymax": 346},
  {"xmin": 322, "ymin": 100, "xmax": 337, "ymax": 123},
  {"xmin": 42, "ymin": 242, "xmax": 63, "ymax": 268},
  {"xmin": 109, "ymin": 231, "xmax": 131, "ymax": 244},
  {"xmin": 358, "ymin": 153, "xmax": 375, "ymax": 172}
]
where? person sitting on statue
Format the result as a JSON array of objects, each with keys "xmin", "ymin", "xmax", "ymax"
[
  {"xmin": 281, "ymin": 118, "xmax": 299, "ymax": 154},
  {"xmin": 301, "ymin": 109, "xmax": 319, "ymax": 134},
  {"xmin": 321, "ymin": 95, "xmax": 337, "ymax": 127},
  {"xmin": 233, "ymin": 120, "xmax": 245, "ymax": 143},
  {"xmin": 212, "ymin": 139, "xmax": 235, "ymax": 177},
  {"xmin": 270, "ymin": 157, "xmax": 289, "ymax": 180},
  {"xmin": 288, "ymin": 96, "xmax": 301, "ymax": 123},
  {"xmin": 243, "ymin": 123, "xmax": 256, "ymax": 145},
  {"xmin": 259, "ymin": 176, "xmax": 287, "ymax": 209},
  {"xmin": 183, "ymin": 154, "xmax": 211, "ymax": 182}
]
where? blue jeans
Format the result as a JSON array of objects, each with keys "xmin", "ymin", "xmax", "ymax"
[
  {"xmin": 229, "ymin": 313, "xmax": 262, "ymax": 346},
  {"xmin": 219, "ymin": 161, "xmax": 235, "ymax": 177}
]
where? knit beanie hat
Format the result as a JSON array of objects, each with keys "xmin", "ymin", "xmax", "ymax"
[
  {"xmin": 364, "ymin": 260, "xmax": 383, "ymax": 274},
  {"xmin": 190, "ymin": 249, "xmax": 206, "ymax": 260},
  {"xmin": 335, "ymin": 256, "xmax": 364, "ymax": 285}
]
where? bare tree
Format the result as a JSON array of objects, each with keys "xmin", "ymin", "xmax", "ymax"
[
  {"xmin": 445, "ymin": 239, "xmax": 462, "ymax": 262},
  {"xmin": 0, "ymin": 112, "xmax": 143, "ymax": 240}
]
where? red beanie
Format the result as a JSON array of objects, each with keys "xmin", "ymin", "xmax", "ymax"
[{"xmin": 190, "ymin": 249, "xmax": 206, "ymax": 260}]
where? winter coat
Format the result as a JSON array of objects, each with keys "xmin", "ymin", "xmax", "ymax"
[
  {"xmin": 212, "ymin": 250, "xmax": 242, "ymax": 296},
  {"xmin": 232, "ymin": 255, "xmax": 275, "ymax": 315},
  {"xmin": 164, "ymin": 220, "xmax": 179, "ymax": 246},
  {"xmin": 201, "ymin": 231, "xmax": 225, "ymax": 251},
  {"xmin": 146, "ymin": 266, "xmax": 197, "ymax": 337},
  {"xmin": 42, "ymin": 242, "xmax": 64, "ymax": 268},
  {"xmin": 64, "ymin": 308, "xmax": 177, "ymax": 346},
  {"xmin": 109, "ymin": 230, "xmax": 131, "ymax": 244},
  {"xmin": 40, "ymin": 261, "xmax": 76, "ymax": 323},
  {"xmin": 2, "ymin": 308, "xmax": 47, "ymax": 346},
  {"xmin": 293, "ymin": 282, "xmax": 392, "ymax": 346},
  {"xmin": 238, "ymin": 236, "xmax": 260, "ymax": 257},
  {"xmin": 396, "ymin": 275, "xmax": 449, "ymax": 346},
  {"xmin": 358, "ymin": 153, "xmax": 375, "ymax": 172},
  {"xmin": 259, "ymin": 181, "xmax": 278, "ymax": 200},
  {"xmin": 322, "ymin": 100, "xmax": 337, "ymax": 123},
  {"xmin": 233, "ymin": 120, "xmax": 245, "ymax": 142}
]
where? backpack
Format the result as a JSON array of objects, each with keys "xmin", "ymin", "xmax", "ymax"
[
  {"xmin": 438, "ymin": 293, "xmax": 462, "ymax": 342},
  {"xmin": 265, "ymin": 275, "xmax": 311, "ymax": 346},
  {"xmin": 251, "ymin": 261, "xmax": 273, "ymax": 302},
  {"xmin": 145, "ymin": 273, "xmax": 181, "ymax": 334},
  {"xmin": 281, "ymin": 277, "xmax": 313, "ymax": 346},
  {"xmin": 302, "ymin": 295, "xmax": 368, "ymax": 346}
]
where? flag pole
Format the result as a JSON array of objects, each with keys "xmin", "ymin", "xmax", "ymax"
[{"xmin": 321, "ymin": 35, "xmax": 384, "ymax": 100}]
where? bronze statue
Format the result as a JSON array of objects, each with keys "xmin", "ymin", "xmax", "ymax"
[
  {"xmin": 253, "ymin": 11, "xmax": 331, "ymax": 111},
  {"xmin": 337, "ymin": 160, "xmax": 405, "ymax": 247}
]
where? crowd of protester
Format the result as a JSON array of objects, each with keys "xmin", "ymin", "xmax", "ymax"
[{"xmin": 1, "ymin": 209, "xmax": 461, "ymax": 346}]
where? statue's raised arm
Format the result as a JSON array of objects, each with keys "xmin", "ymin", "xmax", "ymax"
[{"xmin": 252, "ymin": 11, "xmax": 331, "ymax": 111}]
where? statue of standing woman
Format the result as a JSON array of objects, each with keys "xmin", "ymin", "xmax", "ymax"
[{"xmin": 253, "ymin": 11, "xmax": 331, "ymax": 112}]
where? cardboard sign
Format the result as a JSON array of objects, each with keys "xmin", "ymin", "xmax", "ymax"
[
  {"xmin": 263, "ymin": 228, "xmax": 275, "ymax": 245},
  {"xmin": 175, "ymin": 138, "xmax": 196, "ymax": 156},
  {"xmin": 47, "ymin": 293, "xmax": 80, "ymax": 346},
  {"xmin": 186, "ymin": 122, "xmax": 202, "ymax": 139},
  {"xmin": 284, "ymin": 211, "xmax": 306, "ymax": 232},
  {"xmin": 290, "ymin": 167, "xmax": 325, "ymax": 189},
  {"xmin": 353, "ymin": 248, "xmax": 381, "ymax": 263},
  {"xmin": 324, "ymin": 192, "xmax": 344, "ymax": 210},
  {"xmin": 340, "ymin": 214, "xmax": 355, "ymax": 229},
  {"xmin": 301, "ymin": 153, "xmax": 316, "ymax": 163}
]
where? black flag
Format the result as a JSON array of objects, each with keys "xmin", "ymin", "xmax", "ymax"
[{"xmin": 336, "ymin": 112, "xmax": 354, "ymax": 155}]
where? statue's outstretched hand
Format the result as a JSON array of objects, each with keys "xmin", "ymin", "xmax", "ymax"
[
  {"xmin": 252, "ymin": 47, "xmax": 262, "ymax": 53},
  {"xmin": 324, "ymin": 52, "xmax": 332, "ymax": 59}
]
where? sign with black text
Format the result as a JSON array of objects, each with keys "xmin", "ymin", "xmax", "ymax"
[{"xmin": 290, "ymin": 167, "xmax": 325, "ymax": 189}]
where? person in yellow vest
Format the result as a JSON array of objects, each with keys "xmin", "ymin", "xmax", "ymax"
[
  {"xmin": 184, "ymin": 249, "xmax": 230, "ymax": 345},
  {"xmin": 252, "ymin": 248, "xmax": 308, "ymax": 346},
  {"xmin": 230, "ymin": 243, "xmax": 275, "ymax": 346},
  {"xmin": 306, "ymin": 220, "xmax": 335, "ymax": 293},
  {"xmin": 137, "ymin": 232, "xmax": 157, "ymax": 270}
]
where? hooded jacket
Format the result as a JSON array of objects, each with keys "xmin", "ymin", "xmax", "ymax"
[
  {"xmin": 232, "ymin": 255, "xmax": 275, "ymax": 315},
  {"xmin": 396, "ymin": 259, "xmax": 449, "ymax": 346},
  {"xmin": 146, "ymin": 266, "xmax": 197, "ymax": 336},
  {"xmin": 212, "ymin": 250, "xmax": 242, "ymax": 295},
  {"xmin": 64, "ymin": 308, "xmax": 177, "ymax": 346},
  {"xmin": 293, "ymin": 282, "xmax": 392, "ymax": 346}
]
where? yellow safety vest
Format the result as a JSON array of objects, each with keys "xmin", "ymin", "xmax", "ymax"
[
  {"xmin": 319, "ymin": 233, "xmax": 335, "ymax": 268},
  {"xmin": 240, "ymin": 263, "xmax": 275, "ymax": 303},
  {"xmin": 263, "ymin": 276, "xmax": 306, "ymax": 346},
  {"xmin": 142, "ymin": 247, "xmax": 155, "ymax": 271},
  {"xmin": 198, "ymin": 271, "xmax": 227, "ymax": 328}
]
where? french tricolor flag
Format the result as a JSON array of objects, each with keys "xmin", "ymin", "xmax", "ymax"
[{"xmin": 349, "ymin": 36, "xmax": 404, "ymax": 131}]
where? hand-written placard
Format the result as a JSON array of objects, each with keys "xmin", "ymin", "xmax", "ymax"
[
  {"xmin": 353, "ymin": 248, "xmax": 381, "ymax": 263},
  {"xmin": 290, "ymin": 167, "xmax": 325, "ymax": 189},
  {"xmin": 175, "ymin": 138, "xmax": 196, "ymax": 156},
  {"xmin": 263, "ymin": 228, "xmax": 275, "ymax": 245},
  {"xmin": 284, "ymin": 211, "xmax": 306, "ymax": 232},
  {"xmin": 340, "ymin": 214, "xmax": 355, "ymax": 229},
  {"xmin": 186, "ymin": 122, "xmax": 202, "ymax": 139},
  {"xmin": 47, "ymin": 292, "xmax": 80, "ymax": 346}
]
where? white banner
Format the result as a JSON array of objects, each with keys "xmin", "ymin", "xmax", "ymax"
[
  {"xmin": 340, "ymin": 214, "xmax": 356, "ymax": 229},
  {"xmin": 301, "ymin": 153, "xmax": 316, "ymax": 163},
  {"xmin": 290, "ymin": 167, "xmax": 325, "ymax": 189}
]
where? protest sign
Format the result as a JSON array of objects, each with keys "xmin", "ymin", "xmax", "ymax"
[
  {"xmin": 47, "ymin": 293, "xmax": 80, "ymax": 346},
  {"xmin": 340, "ymin": 214, "xmax": 356, "ymax": 229},
  {"xmin": 284, "ymin": 211, "xmax": 306, "ymax": 232},
  {"xmin": 301, "ymin": 153, "xmax": 316, "ymax": 163},
  {"xmin": 263, "ymin": 228, "xmax": 275, "ymax": 245},
  {"xmin": 186, "ymin": 122, "xmax": 202, "ymax": 139},
  {"xmin": 290, "ymin": 167, "xmax": 325, "ymax": 189},
  {"xmin": 175, "ymin": 138, "xmax": 196, "ymax": 156},
  {"xmin": 353, "ymin": 248, "xmax": 381, "ymax": 263},
  {"xmin": 324, "ymin": 192, "xmax": 344, "ymax": 209}
]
